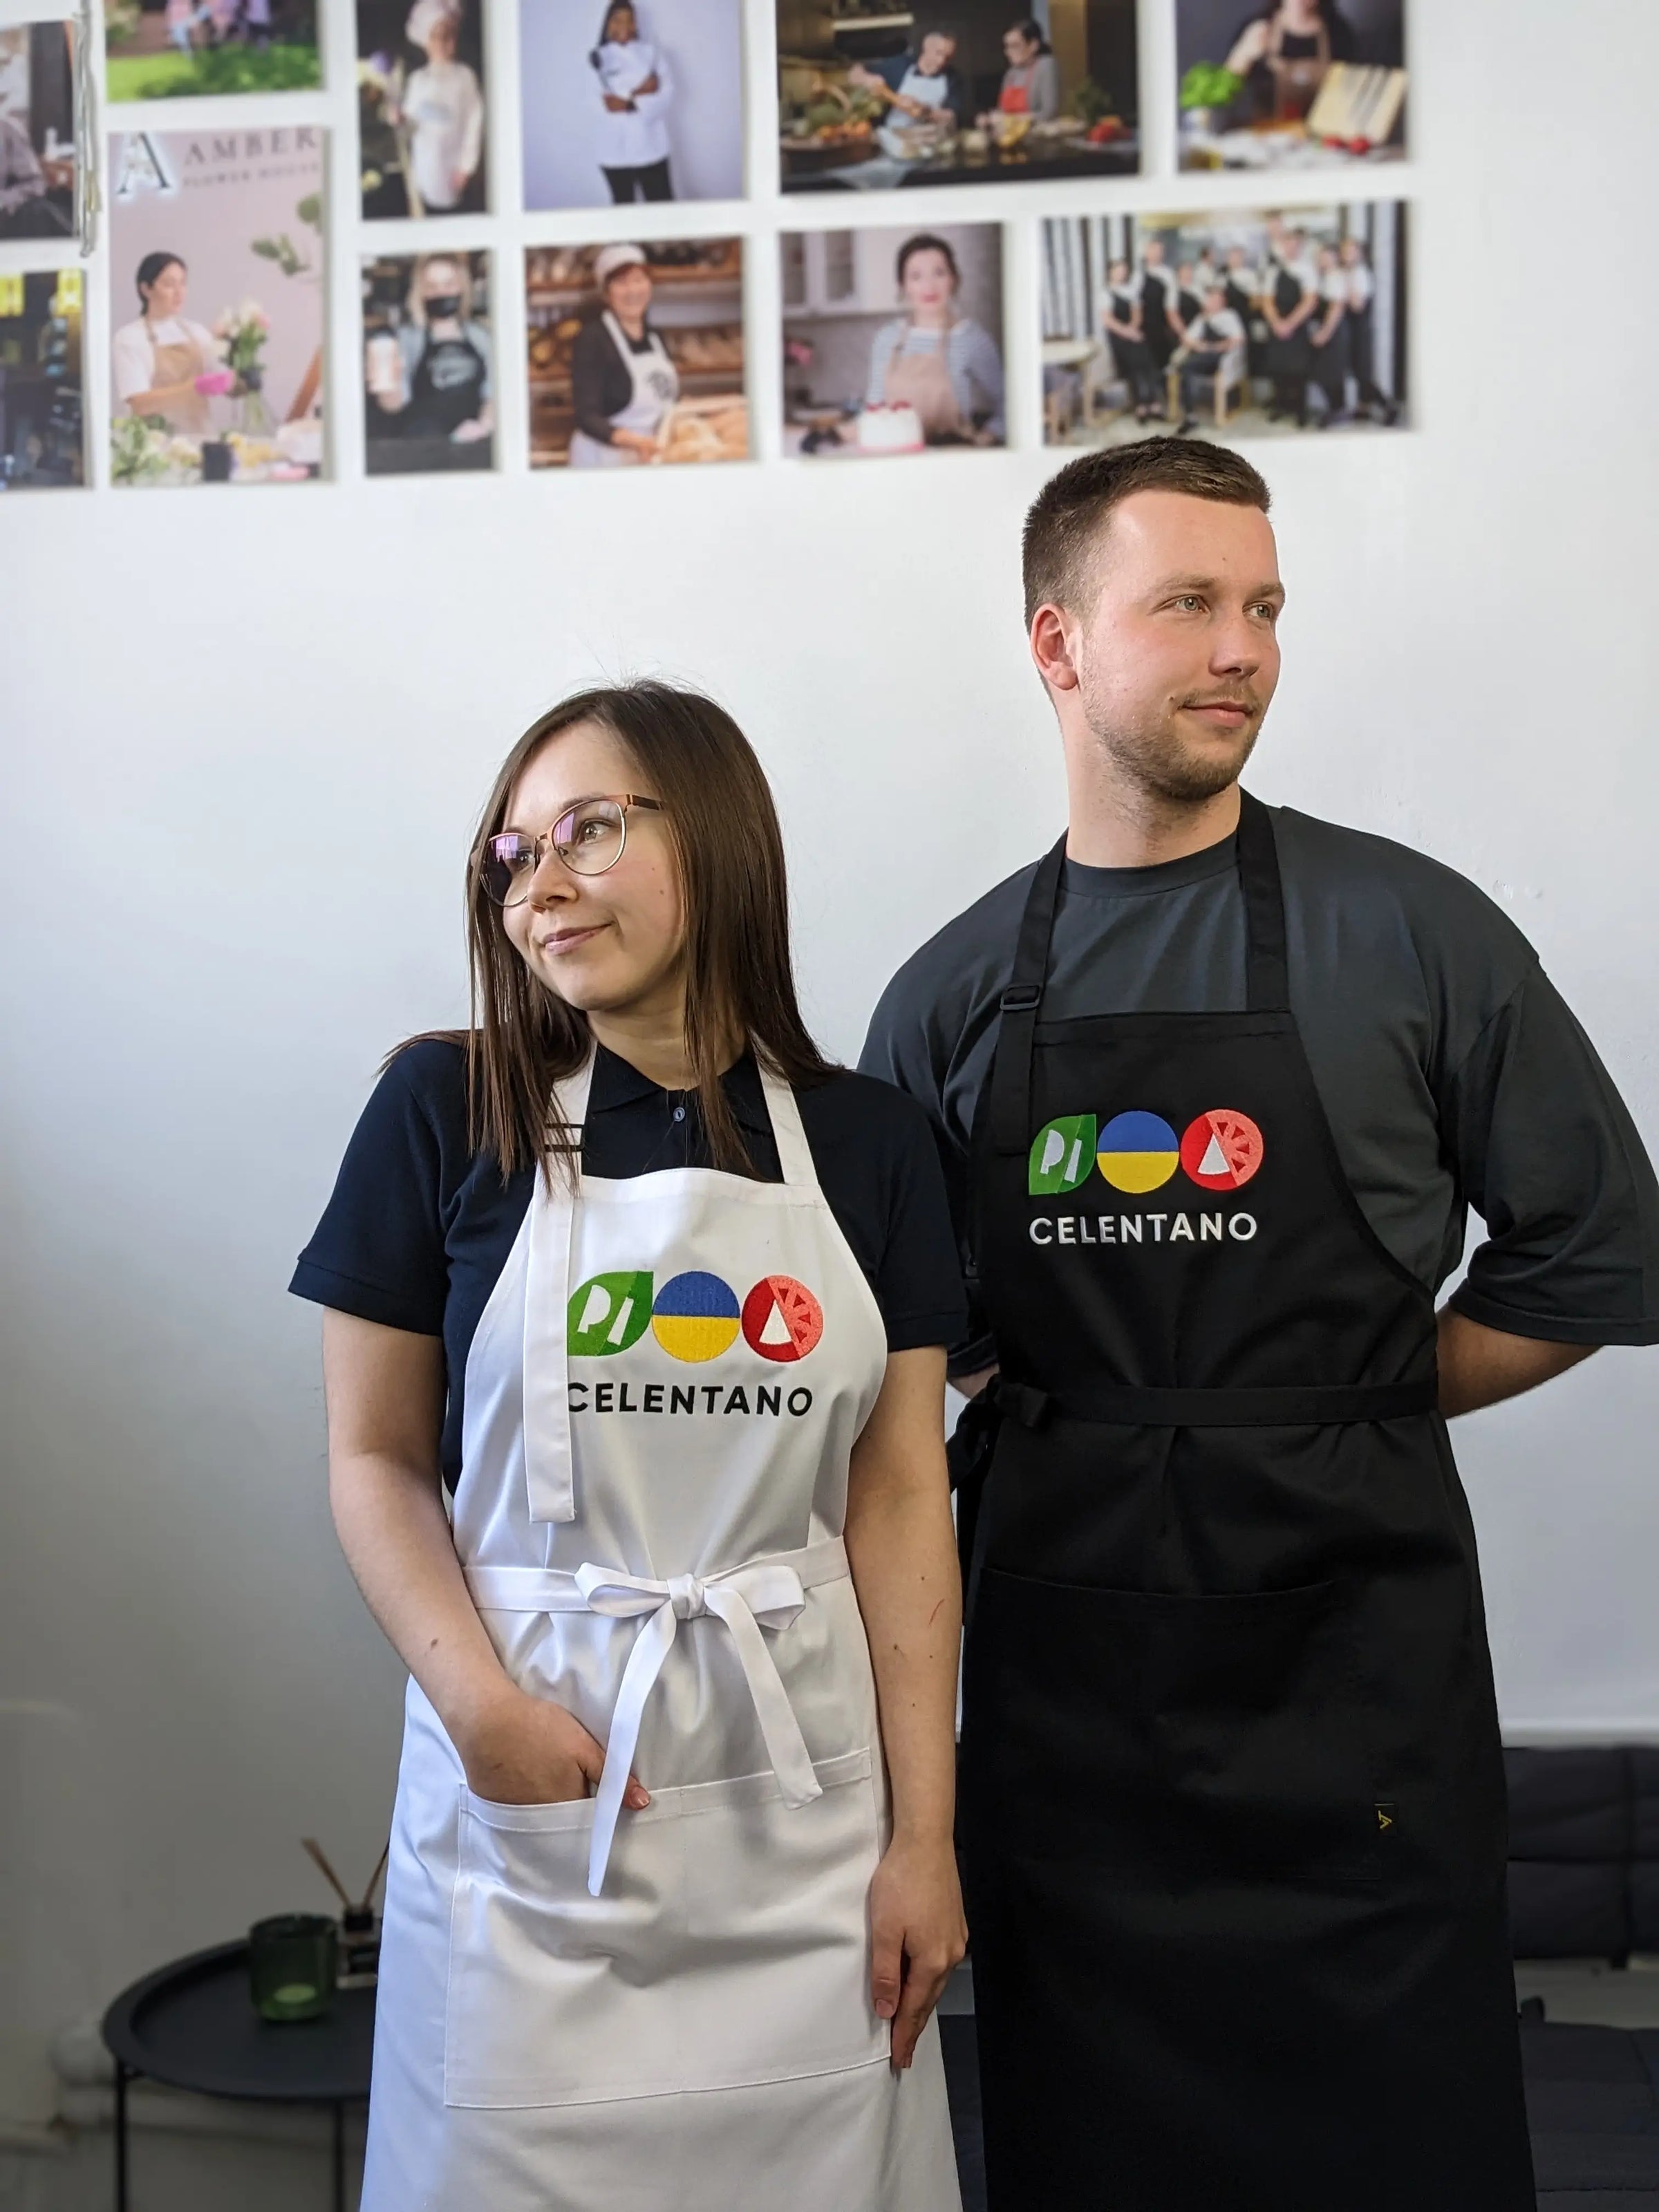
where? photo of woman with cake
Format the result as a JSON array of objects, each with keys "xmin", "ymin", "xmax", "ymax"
[
  {"xmin": 777, "ymin": 0, "xmax": 1138, "ymax": 190},
  {"xmin": 525, "ymin": 238, "xmax": 747, "ymax": 470},
  {"xmin": 782, "ymin": 223, "xmax": 1005, "ymax": 459},
  {"xmin": 1040, "ymin": 202, "xmax": 1406, "ymax": 451},
  {"xmin": 363, "ymin": 252, "xmax": 494, "ymax": 475}
]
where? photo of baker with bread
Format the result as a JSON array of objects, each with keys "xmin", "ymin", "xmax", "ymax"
[{"xmin": 525, "ymin": 238, "xmax": 747, "ymax": 471}]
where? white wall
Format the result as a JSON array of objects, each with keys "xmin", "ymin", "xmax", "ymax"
[{"xmin": 2, "ymin": 0, "xmax": 1658, "ymax": 2144}]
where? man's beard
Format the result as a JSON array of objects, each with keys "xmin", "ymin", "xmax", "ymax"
[{"xmin": 1078, "ymin": 671, "xmax": 1262, "ymax": 807}]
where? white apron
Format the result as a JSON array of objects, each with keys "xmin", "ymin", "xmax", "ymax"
[
  {"xmin": 360, "ymin": 1055, "xmax": 962, "ymax": 2212},
  {"xmin": 567, "ymin": 311, "xmax": 679, "ymax": 469}
]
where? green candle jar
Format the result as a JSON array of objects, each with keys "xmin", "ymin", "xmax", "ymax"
[{"xmin": 248, "ymin": 1914, "xmax": 338, "ymax": 2023}]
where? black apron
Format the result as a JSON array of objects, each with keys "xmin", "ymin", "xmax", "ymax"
[
  {"xmin": 1139, "ymin": 268, "xmax": 1175, "ymax": 369},
  {"xmin": 957, "ymin": 795, "xmax": 1533, "ymax": 2212},
  {"xmin": 1266, "ymin": 262, "xmax": 1313, "ymax": 380},
  {"xmin": 403, "ymin": 326, "xmax": 487, "ymax": 438}
]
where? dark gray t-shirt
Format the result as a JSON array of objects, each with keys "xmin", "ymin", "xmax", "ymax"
[{"xmin": 859, "ymin": 804, "xmax": 1659, "ymax": 1375}]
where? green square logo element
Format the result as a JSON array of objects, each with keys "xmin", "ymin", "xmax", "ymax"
[
  {"xmin": 1029, "ymin": 1115, "xmax": 1098, "ymax": 1197},
  {"xmin": 568, "ymin": 1271, "xmax": 654, "ymax": 1356}
]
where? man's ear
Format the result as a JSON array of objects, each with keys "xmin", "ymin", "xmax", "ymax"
[{"xmin": 1029, "ymin": 603, "xmax": 1080, "ymax": 694}]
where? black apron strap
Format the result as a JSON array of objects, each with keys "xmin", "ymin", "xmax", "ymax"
[
  {"xmin": 1237, "ymin": 789, "xmax": 1290, "ymax": 1011},
  {"xmin": 988, "ymin": 833, "xmax": 1067, "ymax": 1156},
  {"xmin": 997, "ymin": 1376, "xmax": 1438, "ymax": 1429}
]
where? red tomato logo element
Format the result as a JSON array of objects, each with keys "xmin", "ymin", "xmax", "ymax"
[
  {"xmin": 1180, "ymin": 1109, "xmax": 1265, "ymax": 1191},
  {"xmin": 741, "ymin": 1275, "xmax": 825, "ymax": 1363}
]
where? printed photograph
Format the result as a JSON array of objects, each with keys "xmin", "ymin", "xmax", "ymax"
[
  {"xmin": 358, "ymin": 0, "xmax": 485, "ymax": 218},
  {"xmin": 1041, "ymin": 204, "xmax": 1407, "ymax": 448},
  {"xmin": 0, "ymin": 21, "xmax": 75, "ymax": 239},
  {"xmin": 0, "ymin": 268, "xmax": 83, "ymax": 490},
  {"xmin": 782, "ymin": 222, "xmax": 1005, "ymax": 458},
  {"xmin": 104, "ymin": 0, "xmax": 319, "ymax": 100},
  {"xmin": 521, "ymin": 0, "xmax": 744, "ymax": 214},
  {"xmin": 526, "ymin": 237, "xmax": 746, "ymax": 470},
  {"xmin": 1177, "ymin": 0, "xmax": 1405, "ymax": 171},
  {"xmin": 777, "ymin": 1, "xmax": 1138, "ymax": 193},
  {"xmin": 364, "ymin": 251, "xmax": 494, "ymax": 474},
  {"xmin": 109, "ymin": 127, "xmax": 326, "ymax": 487}
]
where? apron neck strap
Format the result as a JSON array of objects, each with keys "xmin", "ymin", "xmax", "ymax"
[
  {"xmin": 756, "ymin": 1058, "xmax": 816, "ymax": 1190},
  {"xmin": 988, "ymin": 791, "xmax": 1289, "ymax": 1158}
]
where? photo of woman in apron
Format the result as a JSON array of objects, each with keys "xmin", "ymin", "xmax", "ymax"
[
  {"xmin": 111, "ymin": 252, "xmax": 229, "ymax": 437},
  {"xmin": 364, "ymin": 253, "xmax": 494, "ymax": 471},
  {"xmin": 865, "ymin": 233, "xmax": 1006, "ymax": 448},
  {"xmin": 291, "ymin": 682, "xmax": 966, "ymax": 2212},
  {"xmin": 568, "ymin": 243, "xmax": 679, "ymax": 467},
  {"xmin": 1224, "ymin": 0, "xmax": 1358, "ymax": 125}
]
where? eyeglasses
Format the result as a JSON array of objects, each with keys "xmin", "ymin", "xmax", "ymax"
[{"xmin": 479, "ymin": 793, "xmax": 662, "ymax": 906}]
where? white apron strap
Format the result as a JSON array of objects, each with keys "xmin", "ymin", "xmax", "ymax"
[
  {"xmin": 756, "ymin": 1059, "xmax": 818, "ymax": 1191},
  {"xmin": 519, "ymin": 1052, "xmax": 594, "ymax": 1526}
]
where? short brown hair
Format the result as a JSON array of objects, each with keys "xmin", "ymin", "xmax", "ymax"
[{"xmin": 1022, "ymin": 438, "xmax": 1271, "ymax": 625}]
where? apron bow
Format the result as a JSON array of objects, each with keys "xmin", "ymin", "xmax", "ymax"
[{"xmin": 572, "ymin": 1557, "xmax": 822, "ymax": 1896}]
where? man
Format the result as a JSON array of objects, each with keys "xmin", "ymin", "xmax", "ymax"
[
  {"xmin": 849, "ymin": 26, "xmax": 966, "ymax": 129},
  {"xmin": 1174, "ymin": 282, "xmax": 1246, "ymax": 431},
  {"xmin": 861, "ymin": 439, "xmax": 1659, "ymax": 2209}
]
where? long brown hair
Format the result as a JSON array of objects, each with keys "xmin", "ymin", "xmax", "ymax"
[{"xmin": 415, "ymin": 682, "xmax": 836, "ymax": 1181}]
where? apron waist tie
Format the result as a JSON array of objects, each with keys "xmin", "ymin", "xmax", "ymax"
[
  {"xmin": 995, "ymin": 1377, "xmax": 1438, "ymax": 1429},
  {"xmin": 463, "ymin": 1536, "xmax": 850, "ymax": 1896}
]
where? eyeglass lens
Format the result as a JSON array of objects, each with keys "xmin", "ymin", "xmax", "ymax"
[{"xmin": 482, "ymin": 798, "xmax": 628, "ymax": 905}]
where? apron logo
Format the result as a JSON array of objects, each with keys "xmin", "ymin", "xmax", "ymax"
[
  {"xmin": 1028, "ymin": 1114, "xmax": 1097, "ymax": 1196},
  {"xmin": 1030, "ymin": 1107, "xmax": 1266, "ymax": 1197},
  {"xmin": 568, "ymin": 1271, "xmax": 825, "ymax": 1365}
]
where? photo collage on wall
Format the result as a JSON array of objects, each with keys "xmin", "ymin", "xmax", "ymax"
[{"xmin": 0, "ymin": 0, "xmax": 1415, "ymax": 491}]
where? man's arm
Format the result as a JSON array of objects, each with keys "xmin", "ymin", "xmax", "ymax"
[{"xmin": 1437, "ymin": 1309, "xmax": 1595, "ymax": 1418}]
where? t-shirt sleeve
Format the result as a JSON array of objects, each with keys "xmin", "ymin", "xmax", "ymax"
[
  {"xmin": 1444, "ymin": 967, "xmax": 1659, "ymax": 1345},
  {"xmin": 867, "ymin": 1089, "xmax": 969, "ymax": 1353},
  {"xmin": 288, "ymin": 1040, "xmax": 464, "ymax": 1335}
]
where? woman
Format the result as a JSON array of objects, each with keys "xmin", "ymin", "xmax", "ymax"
[
  {"xmin": 1224, "ymin": 0, "xmax": 1358, "ymax": 125},
  {"xmin": 1100, "ymin": 256, "xmax": 1159, "ymax": 422},
  {"xmin": 292, "ymin": 684, "xmax": 966, "ymax": 2212},
  {"xmin": 397, "ymin": 0, "xmax": 483, "ymax": 216},
  {"xmin": 590, "ymin": 3, "xmax": 675, "ymax": 204},
  {"xmin": 865, "ymin": 233, "xmax": 1004, "ymax": 447},
  {"xmin": 1340, "ymin": 234, "xmax": 1398, "ymax": 424},
  {"xmin": 111, "ymin": 252, "xmax": 230, "ymax": 434},
  {"xmin": 1259, "ymin": 224, "xmax": 1318, "ymax": 425},
  {"xmin": 1135, "ymin": 234, "xmax": 1178, "ymax": 393},
  {"xmin": 1307, "ymin": 238, "xmax": 1351, "ymax": 426},
  {"xmin": 567, "ymin": 243, "xmax": 677, "ymax": 467},
  {"xmin": 364, "ymin": 253, "xmax": 494, "ymax": 458},
  {"xmin": 980, "ymin": 19, "xmax": 1060, "ymax": 124}
]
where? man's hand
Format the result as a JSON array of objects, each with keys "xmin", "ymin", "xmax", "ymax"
[{"xmin": 1437, "ymin": 1308, "xmax": 1596, "ymax": 1418}]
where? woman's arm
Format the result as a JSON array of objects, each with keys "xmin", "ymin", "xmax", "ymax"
[
  {"xmin": 1032, "ymin": 51, "xmax": 1062, "ymax": 121},
  {"xmin": 1224, "ymin": 17, "xmax": 1272, "ymax": 75},
  {"xmin": 456, "ymin": 65, "xmax": 485, "ymax": 190},
  {"xmin": 845, "ymin": 1344, "xmax": 966, "ymax": 2070},
  {"xmin": 866, "ymin": 320, "xmax": 900, "ymax": 407},
  {"xmin": 323, "ymin": 1309, "xmax": 646, "ymax": 1808},
  {"xmin": 962, "ymin": 322, "xmax": 1006, "ymax": 440}
]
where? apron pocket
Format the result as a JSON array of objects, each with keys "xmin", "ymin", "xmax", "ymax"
[
  {"xmin": 677, "ymin": 1745, "xmax": 888, "ymax": 2090},
  {"xmin": 444, "ymin": 1747, "xmax": 884, "ymax": 2108},
  {"xmin": 967, "ymin": 1566, "xmax": 1380, "ymax": 1887}
]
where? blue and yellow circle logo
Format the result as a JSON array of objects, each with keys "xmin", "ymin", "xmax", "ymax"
[
  {"xmin": 648, "ymin": 1271, "xmax": 742, "ymax": 1363},
  {"xmin": 1096, "ymin": 1111, "xmax": 1181, "ymax": 1193}
]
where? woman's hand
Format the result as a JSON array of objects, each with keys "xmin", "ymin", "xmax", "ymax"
[
  {"xmin": 456, "ymin": 1679, "xmax": 650, "ymax": 1812},
  {"xmin": 869, "ymin": 1833, "xmax": 967, "ymax": 2069},
  {"xmin": 603, "ymin": 91, "xmax": 631, "ymax": 111},
  {"xmin": 635, "ymin": 71, "xmax": 658, "ymax": 94},
  {"xmin": 612, "ymin": 427, "xmax": 661, "ymax": 459}
]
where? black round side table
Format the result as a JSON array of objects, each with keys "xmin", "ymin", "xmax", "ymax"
[{"xmin": 101, "ymin": 1940, "xmax": 374, "ymax": 2211}]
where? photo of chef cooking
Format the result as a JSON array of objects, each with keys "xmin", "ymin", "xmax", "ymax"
[
  {"xmin": 358, "ymin": 0, "xmax": 485, "ymax": 219},
  {"xmin": 104, "ymin": 0, "xmax": 318, "ymax": 99},
  {"xmin": 1177, "ymin": 0, "xmax": 1405, "ymax": 171},
  {"xmin": 363, "ymin": 252, "xmax": 493, "ymax": 476},
  {"xmin": 0, "ymin": 21, "xmax": 74, "ymax": 239},
  {"xmin": 1041, "ymin": 202, "xmax": 1406, "ymax": 449},
  {"xmin": 525, "ymin": 238, "xmax": 747, "ymax": 470},
  {"xmin": 521, "ymin": 0, "xmax": 744, "ymax": 214},
  {"xmin": 782, "ymin": 222, "xmax": 1005, "ymax": 458},
  {"xmin": 0, "ymin": 268, "xmax": 83, "ymax": 491},
  {"xmin": 777, "ymin": 0, "xmax": 1138, "ymax": 191},
  {"xmin": 109, "ymin": 127, "xmax": 326, "ymax": 487}
]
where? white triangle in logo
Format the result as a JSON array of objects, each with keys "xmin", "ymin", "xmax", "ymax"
[
  {"xmin": 1199, "ymin": 1133, "xmax": 1231, "ymax": 1178},
  {"xmin": 760, "ymin": 1301, "xmax": 792, "ymax": 1347}
]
